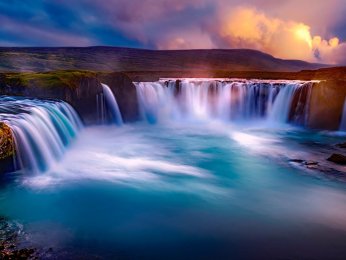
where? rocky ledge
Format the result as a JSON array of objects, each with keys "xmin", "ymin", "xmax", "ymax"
[
  {"xmin": 0, "ymin": 71, "xmax": 140, "ymax": 124},
  {"xmin": 289, "ymin": 141, "xmax": 346, "ymax": 182},
  {"xmin": 0, "ymin": 123, "xmax": 15, "ymax": 174}
]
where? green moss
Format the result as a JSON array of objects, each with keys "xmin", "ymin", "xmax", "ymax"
[
  {"xmin": 2, "ymin": 70, "xmax": 97, "ymax": 89},
  {"xmin": 0, "ymin": 122, "xmax": 14, "ymax": 160}
]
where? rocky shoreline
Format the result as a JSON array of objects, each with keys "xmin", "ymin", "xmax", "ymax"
[{"xmin": 289, "ymin": 141, "xmax": 346, "ymax": 182}]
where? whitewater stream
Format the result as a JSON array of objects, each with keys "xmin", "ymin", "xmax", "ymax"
[{"xmin": 0, "ymin": 79, "xmax": 346, "ymax": 259}]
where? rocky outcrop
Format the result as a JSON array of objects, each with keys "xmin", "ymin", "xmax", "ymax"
[
  {"xmin": 308, "ymin": 80, "xmax": 346, "ymax": 130},
  {"xmin": 0, "ymin": 71, "xmax": 103, "ymax": 124},
  {"xmin": 327, "ymin": 154, "xmax": 346, "ymax": 165},
  {"xmin": 0, "ymin": 71, "xmax": 140, "ymax": 125},
  {"xmin": 0, "ymin": 122, "xmax": 15, "ymax": 174}
]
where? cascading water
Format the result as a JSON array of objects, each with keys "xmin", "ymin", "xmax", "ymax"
[
  {"xmin": 100, "ymin": 83, "xmax": 123, "ymax": 125},
  {"xmin": 268, "ymin": 83, "xmax": 300, "ymax": 123},
  {"xmin": 135, "ymin": 79, "xmax": 313, "ymax": 124},
  {"xmin": 0, "ymin": 96, "xmax": 82, "ymax": 174}
]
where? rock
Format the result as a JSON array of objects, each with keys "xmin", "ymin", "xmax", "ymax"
[
  {"xmin": 336, "ymin": 142, "xmax": 346, "ymax": 148},
  {"xmin": 0, "ymin": 122, "xmax": 15, "ymax": 174},
  {"xmin": 0, "ymin": 217, "xmax": 36, "ymax": 259},
  {"xmin": 308, "ymin": 80, "xmax": 346, "ymax": 130},
  {"xmin": 327, "ymin": 154, "xmax": 346, "ymax": 165},
  {"xmin": 289, "ymin": 159, "xmax": 304, "ymax": 163},
  {"xmin": 0, "ymin": 71, "xmax": 103, "ymax": 125},
  {"xmin": 304, "ymin": 161, "xmax": 319, "ymax": 166},
  {"xmin": 0, "ymin": 122, "xmax": 14, "ymax": 160}
]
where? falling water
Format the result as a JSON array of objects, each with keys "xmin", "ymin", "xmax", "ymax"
[
  {"xmin": 268, "ymin": 83, "xmax": 300, "ymax": 123},
  {"xmin": 101, "ymin": 83, "xmax": 123, "ymax": 125},
  {"xmin": 339, "ymin": 98, "xmax": 346, "ymax": 131},
  {"xmin": 0, "ymin": 96, "xmax": 82, "ymax": 174},
  {"xmin": 135, "ymin": 79, "xmax": 311, "ymax": 124}
]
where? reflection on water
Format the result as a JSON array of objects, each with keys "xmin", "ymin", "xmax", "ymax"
[{"xmin": 1, "ymin": 121, "xmax": 346, "ymax": 259}]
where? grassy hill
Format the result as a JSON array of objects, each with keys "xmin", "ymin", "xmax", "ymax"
[{"xmin": 0, "ymin": 47, "xmax": 327, "ymax": 73}]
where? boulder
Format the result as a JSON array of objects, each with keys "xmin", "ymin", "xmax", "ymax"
[
  {"xmin": 0, "ymin": 122, "xmax": 15, "ymax": 173},
  {"xmin": 327, "ymin": 153, "xmax": 346, "ymax": 165}
]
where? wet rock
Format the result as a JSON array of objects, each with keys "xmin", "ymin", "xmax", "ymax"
[
  {"xmin": 0, "ymin": 123, "xmax": 14, "ymax": 160},
  {"xmin": 0, "ymin": 123, "xmax": 15, "ymax": 174},
  {"xmin": 0, "ymin": 217, "xmax": 37, "ymax": 259},
  {"xmin": 327, "ymin": 154, "xmax": 346, "ymax": 165}
]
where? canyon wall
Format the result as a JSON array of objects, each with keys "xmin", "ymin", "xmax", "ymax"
[
  {"xmin": 308, "ymin": 80, "xmax": 346, "ymax": 130},
  {"xmin": 0, "ymin": 71, "xmax": 140, "ymax": 124}
]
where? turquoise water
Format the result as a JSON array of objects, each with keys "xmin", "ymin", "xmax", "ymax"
[{"xmin": 1, "ymin": 122, "xmax": 346, "ymax": 258}]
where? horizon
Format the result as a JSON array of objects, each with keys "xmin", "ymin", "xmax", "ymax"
[
  {"xmin": 0, "ymin": 46, "xmax": 336, "ymax": 65},
  {"xmin": 1, "ymin": 0, "xmax": 346, "ymax": 65}
]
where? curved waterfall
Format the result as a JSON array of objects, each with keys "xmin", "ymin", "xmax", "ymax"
[
  {"xmin": 99, "ymin": 84, "xmax": 123, "ymax": 125},
  {"xmin": 135, "ymin": 79, "xmax": 313, "ymax": 124},
  {"xmin": 0, "ymin": 96, "xmax": 82, "ymax": 174}
]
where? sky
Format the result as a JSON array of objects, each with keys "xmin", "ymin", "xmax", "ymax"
[{"xmin": 1, "ymin": 0, "xmax": 346, "ymax": 64}]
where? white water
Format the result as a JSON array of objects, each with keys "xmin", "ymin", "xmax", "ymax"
[
  {"xmin": 340, "ymin": 98, "xmax": 346, "ymax": 131},
  {"xmin": 135, "ymin": 79, "xmax": 312, "ymax": 124},
  {"xmin": 0, "ymin": 97, "xmax": 82, "ymax": 174},
  {"xmin": 0, "ymin": 79, "xmax": 313, "ymax": 174},
  {"xmin": 101, "ymin": 83, "xmax": 123, "ymax": 125}
]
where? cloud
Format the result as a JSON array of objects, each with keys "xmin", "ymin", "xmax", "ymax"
[
  {"xmin": 156, "ymin": 27, "xmax": 214, "ymax": 50},
  {"xmin": 203, "ymin": 6, "xmax": 346, "ymax": 63},
  {"xmin": 0, "ymin": 0, "xmax": 345, "ymax": 64}
]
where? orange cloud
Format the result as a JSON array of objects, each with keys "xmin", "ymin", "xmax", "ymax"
[{"xmin": 210, "ymin": 6, "xmax": 344, "ymax": 63}]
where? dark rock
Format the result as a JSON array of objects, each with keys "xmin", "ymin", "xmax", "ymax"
[
  {"xmin": 289, "ymin": 159, "xmax": 304, "ymax": 163},
  {"xmin": 0, "ymin": 217, "xmax": 36, "ymax": 260},
  {"xmin": 327, "ymin": 154, "xmax": 346, "ymax": 165},
  {"xmin": 336, "ymin": 142, "xmax": 346, "ymax": 148}
]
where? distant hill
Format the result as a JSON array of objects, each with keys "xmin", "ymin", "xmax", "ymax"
[{"xmin": 0, "ymin": 47, "xmax": 328, "ymax": 72}]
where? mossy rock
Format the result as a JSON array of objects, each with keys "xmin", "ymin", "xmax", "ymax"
[
  {"xmin": 1, "ymin": 70, "xmax": 97, "ymax": 89},
  {"xmin": 0, "ymin": 122, "xmax": 14, "ymax": 160}
]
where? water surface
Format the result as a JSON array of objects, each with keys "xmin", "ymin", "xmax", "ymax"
[{"xmin": 1, "ymin": 121, "xmax": 346, "ymax": 259}]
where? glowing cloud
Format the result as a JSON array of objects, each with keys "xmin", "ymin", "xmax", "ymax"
[{"xmin": 205, "ymin": 6, "xmax": 345, "ymax": 63}]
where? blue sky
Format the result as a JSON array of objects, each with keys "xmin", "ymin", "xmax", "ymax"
[{"xmin": 0, "ymin": 0, "xmax": 345, "ymax": 64}]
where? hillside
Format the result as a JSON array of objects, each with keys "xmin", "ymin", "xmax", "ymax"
[{"xmin": 0, "ymin": 47, "xmax": 327, "ymax": 73}]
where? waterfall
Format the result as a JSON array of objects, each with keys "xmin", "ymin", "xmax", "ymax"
[
  {"xmin": 339, "ymin": 98, "xmax": 346, "ymax": 131},
  {"xmin": 101, "ymin": 83, "xmax": 123, "ymax": 125},
  {"xmin": 0, "ymin": 97, "xmax": 82, "ymax": 174},
  {"xmin": 268, "ymin": 83, "xmax": 300, "ymax": 123},
  {"xmin": 135, "ymin": 79, "xmax": 311, "ymax": 124}
]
